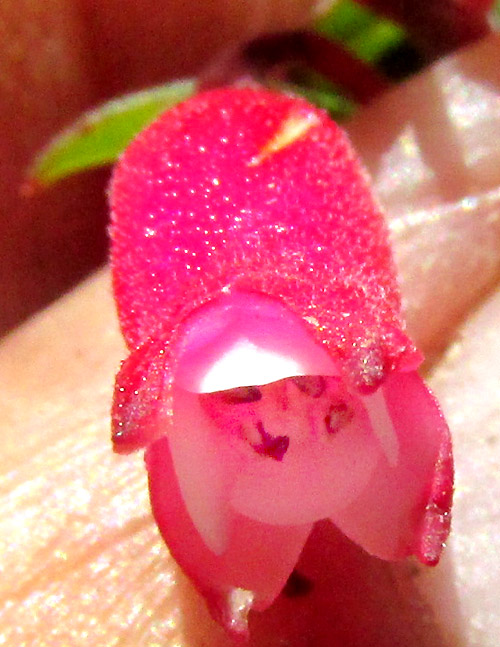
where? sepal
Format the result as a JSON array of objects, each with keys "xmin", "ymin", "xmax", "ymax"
[
  {"xmin": 112, "ymin": 338, "xmax": 170, "ymax": 453},
  {"xmin": 415, "ymin": 420, "xmax": 453, "ymax": 565}
]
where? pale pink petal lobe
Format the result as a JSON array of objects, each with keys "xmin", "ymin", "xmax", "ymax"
[
  {"xmin": 168, "ymin": 385, "xmax": 241, "ymax": 555},
  {"xmin": 146, "ymin": 436, "xmax": 312, "ymax": 632},
  {"xmin": 330, "ymin": 371, "xmax": 452, "ymax": 563},
  {"xmin": 230, "ymin": 376, "xmax": 380, "ymax": 526}
]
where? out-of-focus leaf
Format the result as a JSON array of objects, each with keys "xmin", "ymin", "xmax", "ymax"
[
  {"xmin": 28, "ymin": 79, "xmax": 196, "ymax": 187},
  {"xmin": 287, "ymin": 83, "xmax": 355, "ymax": 118},
  {"xmin": 315, "ymin": 0, "xmax": 406, "ymax": 64},
  {"xmin": 316, "ymin": 0, "xmax": 375, "ymax": 42},
  {"xmin": 493, "ymin": 0, "xmax": 500, "ymax": 24},
  {"xmin": 350, "ymin": 21, "xmax": 405, "ymax": 63},
  {"xmin": 274, "ymin": 73, "xmax": 355, "ymax": 120}
]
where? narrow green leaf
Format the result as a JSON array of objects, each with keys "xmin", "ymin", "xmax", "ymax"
[
  {"xmin": 493, "ymin": 0, "xmax": 500, "ymax": 25},
  {"xmin": 315, "ymin": 0, "xmax": 406, "ymax": 64},
  {"xmin": 315, "ymin": 0, "xmax": 375, "ymax": 42},
  {"xmin": 286, "ymin": 83, "xmax": 355, "ymax": 119},
  {"xmin": 29, "ymin": 79, "xmax": 196, "ymax": 187},
  {"xmin": 273, "ymin": 76, "xmax": 355, "ymax": 121},
  {"xmin": 350, "ymin": 22, "xmax": 406, "ymax": 64}
]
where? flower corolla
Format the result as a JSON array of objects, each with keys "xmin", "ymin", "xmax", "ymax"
[{"xmin": 109, "ymin": 87, "xmax": 453, "ymax": 633}]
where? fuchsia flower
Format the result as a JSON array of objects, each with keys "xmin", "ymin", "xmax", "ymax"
[{"xmin": 109, "ymin": 87, "xmax": 453, "ymax": 633}]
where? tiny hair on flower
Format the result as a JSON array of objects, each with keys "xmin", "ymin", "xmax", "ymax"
[{"xmin": 109, "ymin": 86, "xmax": 453, "ymax": 634}]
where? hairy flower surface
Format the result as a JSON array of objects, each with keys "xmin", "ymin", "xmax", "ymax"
[{"xmin": 109, "ymin": 87, "xmax": 453, "ymax": 633}]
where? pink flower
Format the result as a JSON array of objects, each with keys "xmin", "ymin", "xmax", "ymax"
[{"xmin": 109, "ymin": 87, "xmax": 453, "ymax": 634}]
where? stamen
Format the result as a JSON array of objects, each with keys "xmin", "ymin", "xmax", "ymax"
[
  {"xmin": 291, "ymin": 375, "xmax": 326, "ymax": 398},
  {"xmin": 325, "ymin": 401, "xmax": 354, "ymax": 434},
  {"xmin": 251, "ymin": 421, "xmax": 289, "ymax": 461},
  {"xmin": 219, "ymin": 386, "xmax": 262, "ymax": 404}
]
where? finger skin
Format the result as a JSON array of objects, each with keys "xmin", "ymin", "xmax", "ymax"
[
  {"xmin": 1, "ymin": 28, "xmax": 500, "ymax": 647},
  {"xmin": 423, "ymin": 290, "xmax": 500, "ymax": 645}
]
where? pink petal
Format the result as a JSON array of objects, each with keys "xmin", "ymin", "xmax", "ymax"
[
  {"xmin": 171, "ymin": 371, "xmax": 379, "ymax": 534},
  {"xmin": 168, "ymin": 385, "xmax": 241, "ymax": 555},
  {"xmin": 146, "ymin": 436, "xmax": 312, "ymax": 632},
  {"xmin": 230, "ymin": 376, "xmax": 380, "ymax": 525},
  {"xmin": 330, "ymin": 371, "xmax": 452, "ymax": 563}
]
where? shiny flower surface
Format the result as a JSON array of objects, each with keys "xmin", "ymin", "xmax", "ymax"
[{"xmin": 109, "ymin": 87, "xmax": 453, "ymax": 634}]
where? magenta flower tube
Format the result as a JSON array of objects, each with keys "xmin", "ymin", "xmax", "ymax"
[{"xmin": 109, "ymin": 87, "xmax": 453, "ymax": 634}]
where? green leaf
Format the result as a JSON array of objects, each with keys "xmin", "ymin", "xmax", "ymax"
[
  {"xmin": 315, "ymin": 0, "xmax": 375, "ymax": 42},
  {"xmin": 350, "ymin": 21, "xmax": 406, "ymax": 64},
  {"xmin": 273, "ymin": 75, "xmax": 355, "ymax": 121},
  {"xmin": 29, "ymin": 79, "xmax": 196, "ymax": 187},
  {"xmin": 287, "ymin": 83, "xmax": 355, "ymax": 119},
  {"xmin": 494, "ymin": 0, "xmax": 500, "ymax": 26},
  {"xmin": 315, "ymin": 0, "xmax": 406, "ymax": 64}
]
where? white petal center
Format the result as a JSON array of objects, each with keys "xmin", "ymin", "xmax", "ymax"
[
  {"xmin": 200, "ymin": 339, "xmax": 304, "ymax": 393},
  {"xmin": 173, "ymin": 290, "xmax": 338, "ymax": 393}
]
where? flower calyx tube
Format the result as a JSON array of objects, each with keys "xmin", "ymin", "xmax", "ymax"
[{"xmin": 109, "ymin": 87, "xmax": 453, "ymax": 635}]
